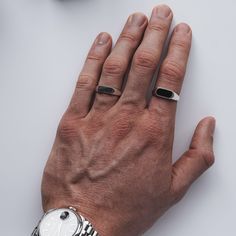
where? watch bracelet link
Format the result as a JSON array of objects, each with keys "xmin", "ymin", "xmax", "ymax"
[
  {"xmin": 81, "ymin": 219, "xmax": 98, "ymax": 236},
  {"xmin": 31, "ymin": 214, "xmax": 98, "ymax": 236}
]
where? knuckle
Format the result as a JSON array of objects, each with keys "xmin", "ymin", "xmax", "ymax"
[
  {"xmin": 172, "ymin": 37, "xmax": 190, "ymax": 50},
  {"xmin": 148, "ymin": 21, "xmax": 167, "ymax": 33},
  {"xmin": 87, "ymin": 52, "xmax": 103, "ymax": 62},
  {"xmin": 201, "ymin": 150, "xmax": 215, "ymax": 167},
  {"xmin": 76, "ymin": 74, "xmax": 96, "ymax": 91},
  {"xmin": 57, "ymin": 116, "xmax": 79, "ymax": 141},
  {"xmin": 160, "ymin": 59, "xmax": 185, "ymax": 82},
  {"xmin": 103, "ymin": 57, "xmax": 126, "ymax": 77},
  {"xmin": 111, "ymin": 115, "xmax": 133, "ymax": 138},
  {"xmin": 119, "ymin": 32, "xmax": 138, "ymax": 44},
  {"xmin": 134, "ymin": 50, "xmax": 157, "ymax": 70},
  {"xmin": 188, "ymin": 149, "xmax": 215, "ymax": 168},
  {"xmin": 139, "ymin": 114, "xmax": 167, "ymax": 141}
]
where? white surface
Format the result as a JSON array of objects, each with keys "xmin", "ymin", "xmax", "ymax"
[{"xmin": 0, "ymin": 0, "xmax": 235, "ymax": 235}]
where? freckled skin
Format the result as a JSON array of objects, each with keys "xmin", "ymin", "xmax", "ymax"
[{"xmin": 41, "ymin": 5, "xmax": 215, "ymax": 236}]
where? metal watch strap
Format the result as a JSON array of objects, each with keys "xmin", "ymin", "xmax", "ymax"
[
  {"xmin": 80, "ymin": 219, "xmax": 98, "ymax": 236},
  {"xmin": 31, "ymin": 211, "xmax": 98, "ymax": 236}
]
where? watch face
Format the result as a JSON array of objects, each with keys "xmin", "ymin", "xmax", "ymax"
[{"xmin": 39, "ymin": 208, "xmax": 82, "ymax": 236}]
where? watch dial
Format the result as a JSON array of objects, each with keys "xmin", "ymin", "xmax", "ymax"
[{"xmin": 39, "ymin": 209, "xmax": 82, "ymax": 236}]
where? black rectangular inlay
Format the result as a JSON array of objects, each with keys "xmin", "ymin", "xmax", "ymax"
[
  {"xmin": 97, "ymin": 86, "xmax": 115, "ymax": 94},
  {"xmin": 156, "ymin": 88, "xmax": 173, "ymax": 98}
]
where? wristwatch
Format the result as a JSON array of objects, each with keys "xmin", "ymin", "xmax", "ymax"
[{"xmin": 31, "ymin": 206, "xmax": 98, "ymax": 236}]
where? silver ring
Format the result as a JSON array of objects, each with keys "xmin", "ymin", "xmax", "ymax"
[
  {"xmin": 152, "ymin": 87, "xmax": 179, "ymax": 101},
  {"xmin": 96, "ymin": 85, "xmax": 121, "ymax": 97}
]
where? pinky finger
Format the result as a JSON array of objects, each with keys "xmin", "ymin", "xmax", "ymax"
[{"xmin": 68, "ymin": 32, "xmax": 112, "ymax": 117}]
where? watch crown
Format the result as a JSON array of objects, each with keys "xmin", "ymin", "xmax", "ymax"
[{"xmin": 69, "ymin": 206, "xmax": 77, "ymax": 212}]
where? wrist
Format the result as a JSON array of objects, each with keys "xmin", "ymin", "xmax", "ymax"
[{"xmin": 42, "ymin": 201, "xmax": 116, "ymax": 236}]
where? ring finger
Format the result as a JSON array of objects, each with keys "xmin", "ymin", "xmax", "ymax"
[{"xmin": 119, "ymin": 5, "xmax": 173, "ymax": 108}]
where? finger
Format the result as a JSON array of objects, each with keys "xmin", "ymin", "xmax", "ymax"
[
  {"xmin": 171, "ymin": 117, "xmax": 216, "ymax": 204},
  {"xmin": 120, "ymin": 5, "xmax": 173, "ymax": 108},
  {"xmin": 68, "ymin": 33, "xmax": 112, "ymax": 117},
  {"xmin": 149, "ymin": 23, "xmax": 192, "ymax": 115},
  {"xmin": 92, "ymin": 13, "xmax": 148, "ymax": 111}
]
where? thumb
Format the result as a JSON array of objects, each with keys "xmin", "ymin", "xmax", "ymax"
[{"xmin": 171, "ymin": 116, "xmax": 216, "ymax": 204}]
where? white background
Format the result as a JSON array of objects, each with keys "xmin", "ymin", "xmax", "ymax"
[{"xmin": 0, "ymin": 0, "xmax": 235, "ymax": 235}]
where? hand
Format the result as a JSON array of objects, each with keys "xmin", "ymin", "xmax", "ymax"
[{"xmin": 42, "ymin": 5, "xmax": 215, "ymax": 236}]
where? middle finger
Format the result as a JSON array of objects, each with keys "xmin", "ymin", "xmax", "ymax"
[{"xmin": 119, "ymin": 5, "xmax": 173, "ymax": 108}]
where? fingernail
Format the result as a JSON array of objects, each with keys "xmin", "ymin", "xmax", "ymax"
[
  {"xmin": 128, "ymin": 13, "xmax": 146, "ymax": 26},
  {"xmin": 210, "ymin": 117, "xmax": 216, "ymax": 135},
  {"xmin": 175, "ymin": 23, "xmax": 191, "ymax": 33},
  {"xmin": 153, "ymin": 5, "xmax": 171, "ymax": 18},
  {"xmin": 97, "ymin": 33, "xmax": 110, "ymax": 45}
]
